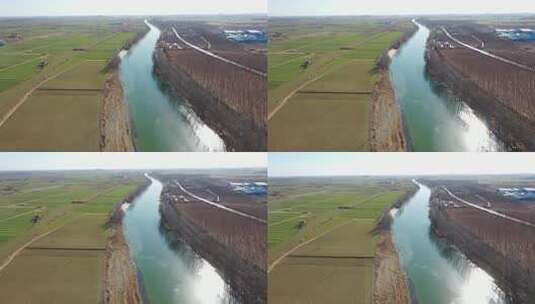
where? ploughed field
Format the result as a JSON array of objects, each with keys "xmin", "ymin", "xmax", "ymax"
[
  {"xmin": 0, "ymin": 17, "xmax": 145, "ymax": 151},
  {"xmin": 268, "ymin": 17, "xmax": 411, "ymax": 151},
  {"xmin": 268, "ymin": 177, "xmax": 413, "ymax": 303},
  {"xmin": 0, "ymin": 171, "xmax": 144, "ymax": 303},
  {"xmin": 153, "ymin": 18, "xmax": 267, "ymax": 131}
]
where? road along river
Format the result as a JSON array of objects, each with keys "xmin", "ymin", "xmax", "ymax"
[
  {"xmin": 390, "ymin": 21, "xmax": 506, "ymax": 151},
  {"xmin": 122, "ymin": 175, "xmax": 237, "ymax": 303},
  {"xmin": 119, "ymin": 21, "xmax": 225, "ymax": 152},
  {"xmin": 391, "ymin": 180, "xmax": 506, "ymax": 304}
]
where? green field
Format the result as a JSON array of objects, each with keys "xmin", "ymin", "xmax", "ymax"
[
  {"xmin": 268, "ymin": 177, "xmax": 414, "ymax": 303},
  {"xmin": 268, "ymin": 17, "xmax": 411, "ymax": 151},
  {"xmin": 0, "ymin": 17, "xmax": 146, "ymax": 150},
  {"xmin": 0, "ymin": 171, "xmax": 145, "ymax": 303}
]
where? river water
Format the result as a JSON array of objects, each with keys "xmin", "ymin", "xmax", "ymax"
[
  {"xmin": 390, "ymin": 21, "xmax": 506, "ymax": 152},
  {"xmin": 122, "ymin": 175, "xmax": 236, "ymax": 303},
  {"xmin": 392, "ymin": 180, "xmax": 506, "ymax": 304},
  {"xmin": 119, "ymin": 21, "xmax": 225, "ymax": 152}
]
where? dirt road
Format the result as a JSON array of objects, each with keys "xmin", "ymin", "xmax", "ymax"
[
  {"xmin": 175, "ymin": 181, "xmax": 266, "ymax": 224},
  {"xmin": 0, "ymin": 62, "xmax": 82, "ymax": 129},
  {"xmin": 172, "ymin": 27, "xmax": 266, "ymax": 77},
  {"xmin": 443, "ymin": 187, "xmax": 535, "ymax": 228},
  {"xmin": 442, "ymin": 27, "xmax": 535, "ymax": 73}
]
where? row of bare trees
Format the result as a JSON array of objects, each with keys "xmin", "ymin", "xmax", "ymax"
[
  {"xmin": 166, "ymin": 49, "xmax": 266, "ymax": 129},
  {"xmin": 443, "ymin": 50, "xmax": 535, "ymax": 121}
]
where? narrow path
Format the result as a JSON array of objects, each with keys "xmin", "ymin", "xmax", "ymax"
[
  {"xmin": 269, "ymin": 212, "xmax": 311, "ymax": 227},
  {"xmin": 200, "ymin": 36, "xmax": 211, "ymax": 49},
  {"xmin": 441, "ymin": 27, "xmax": 535, "ymax": 73},
  {"xmin": 268, "ymin": 31, "xmax": 388, "ymax": 120},
  {"xmin": 175, "ymin": 181, "xmax": 266, "ymax": 224},
  {"xmin": 171, "ymin": 27, "xmax": 266, "ymax": 78},
  {"xmin": 268, "ymin": 72, "xmax": 328, "ymax": 120},
  {"xmin": 0, "ymin": 56, "xmax": 45, "ymax": 72},
  {"xmin": 268, "ymin": 219, "xmax": 356, "ymax": 273},
  {"xmin": 0, "ymin": 62, "xmax": 82, "ymax": 129},
  {"xmin": 0, "ymin": 208, "xmax": 41, "ymax": 223},
  {"xmin": 443, "ymin": 187, "xmax": 535, "ymax": 228},
  {"xmin": 0, "ymin": 218, "xmax": 75, "ymax": 273}
]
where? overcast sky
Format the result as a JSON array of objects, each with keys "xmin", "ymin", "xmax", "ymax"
[
  {"xmin": 2, "ymin": 0, "xmax": 266, "ymax": 17},
  {"xmin": 269, "ymin": 0, "xmax": 535, "ymax": 16},
  {"xmin": 269, "ymin": 153, "xmax": 535, "ymax": 177},
  {"xmin": 0, "ymin": 153, "xmax": 266, "ymax": 171}
]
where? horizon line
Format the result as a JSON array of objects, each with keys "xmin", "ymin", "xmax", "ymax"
[
  {"xmin": 270, "ymin": 172, "xmax": 535, "ymax": 178},
  {"xmin": 269, "ymin": 12, "xmax": 535, "ymax": 17},
  {"xmin": 0, "ymin": 12, "xmax": 267, "ymax": 18}
]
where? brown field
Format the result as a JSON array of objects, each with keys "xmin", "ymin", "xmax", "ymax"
[
  {"xmin": 0, "ymin": 249, "xmax": 103, "ymax": 304},
  {"xmin": 269, "ymin": 220, "xmax": 375, "ymax": 304},
  {"xmin": 268, "ymin": 93, "xmax": 370, "ymax": 151},
  {"xmin": 269, "ymin": 256, "xmax": 373, "ymax": 304},
  {"xmin": 0, "ymin": 171, "xmax": 145, "ymax": 304},
  {"xmin": 0, "ymin": 61, "xmax": 105, "ymax": 151},
  {"xmin": 0, "ymin": 214, "xmax": 108, "ymax": 303}
]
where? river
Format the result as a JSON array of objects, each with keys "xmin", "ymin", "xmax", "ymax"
[
  {"xmin": 390, "ymin": 21, "xmax": 506, "ymax": 152},
  {"xmin": 119, "ymin": 21, "xmax": 226, "ymax": 152},
  {"xmin": 391, "ymin": 180, "xmax": 506, "ymax": 304},
  {"xmin": 122, "ymin": 174, "xmax": 236, "ymax": 303}
]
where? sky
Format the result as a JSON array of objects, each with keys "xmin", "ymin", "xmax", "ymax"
[
  {"xmin": 269, "ymin": 0, "xmax": 535, "ymax": 16},
  {"xmin": 1, "ymin": 0, "xmax": 266, "ymax": 17},
  {"xmin": 269, "ymin": 153, "xmax": 535, "ymax": 177},
  {"xmin": 0, "ymin": 153, "xmax": 266, "ymax": 171}
]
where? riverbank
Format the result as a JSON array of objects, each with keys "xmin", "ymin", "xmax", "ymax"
[
  {"xmin": 99, "ymin": 71, "xmax": 135, "ymax": 152},
  {"xmin": 103, "ymin": 179, "xmax": 151, "ymax": 304},
  {"xmin": 99, "ymin": 25, "xmax": 150, "ymax": 152},
  {"xmin": 428, "ymin": 187, "xmax": 534, "ymax": 303},
  {"xmin": 373, "ymin": 185, "xmax": 417, "ymax": 304},
  {"xmin": 424, "ymin": 28, "xmax": 535, "ymax": 151},
  {"xmin": 370, "ymin": 24, "xmax": 418, "ymax": 151},
  {"xmin": 369, "ymin": 71, "xmax": 407, "ymax": 152},
  {"xmin": 159, "ymin": 182, "xmax": 266, "ymax": 303}
]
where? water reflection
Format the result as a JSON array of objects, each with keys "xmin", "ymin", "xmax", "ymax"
[
  {"xmin": 390, "ymin": 22, "xmax": 506, "ymax": 151},
  {"xmin": 123, "ymin": 176, "xmax": 236, "ymax": 303},
  {"xmin": 392, "ymin": 181, "xmax": 507, "ymax": 303},
  {"xmin": 119, "ymin": 21, "xmax": 226, "ymax": 152}
]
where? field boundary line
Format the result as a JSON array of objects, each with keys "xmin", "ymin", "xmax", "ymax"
[
  {"xmin": 268, "ymin": 55, "xmax": 377, "ymax": 120},
  {"xmin": 0, "ymin": 215, "xmax": 81, "ymax": 273},
  {"xmin": 0, "ymin": 56, "xmax": 45, "ymax": 72},
  {"xmin": 269, "ymin": 212, "xmax": 311, "ymax": 227},
  {"xmin": 0, "ymin": 208, "xmax": 41, "ymax": 223},
  {"xmin": 0, "ymin": 62, "xmax": 83, "ymax": 129},
  {"xmin": 268, "ymin": 219, "xmax": 357, "ymax": 273},
  {"xmin": 268, "ymin": 72, "xmax": 328, "ymax": 121}
]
